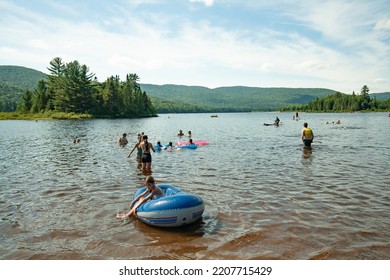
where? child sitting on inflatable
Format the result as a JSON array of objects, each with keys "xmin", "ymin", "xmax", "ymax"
[{"xmin": 116, "ymin": 176, "xmax": 164, "ymax": 219}]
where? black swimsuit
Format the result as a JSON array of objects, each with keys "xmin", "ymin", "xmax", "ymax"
[{"xmin": 142, "ymin": 142, "xmax": 152, "ymax": 163}]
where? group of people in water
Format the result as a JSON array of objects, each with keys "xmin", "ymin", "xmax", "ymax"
[
  {"xmin": 118, "ymin": 132, "xmax": 155, "ymax": 170},
  {"xmin": 270, "ymin": 116, "xmax": 314, "ymax": 150},
  {"xmin": 115, "ymin": 119, "xmax": 316, "ymax": 219},
  {"xmin": 125, "ymin": 132, "xmax": 156, "ymax": 172},
  {"xmin": 116, "ymin": 129, "xmax": 195, "ymax": 219},
  {"xmin": 116, "ymin": 132, "xmax": 158, "ymax": 219},
  {"xmin": 119, "ymin": 129, "xmax": 195, "ymax": 172},
  {"xmin": 325, "ymin": 120, "xmax": 341, "ymax": 124},
  {"xmin": 177, "ymin": 129, "xmax": 192, "ymax": 137},
  {"xmin": 269, "ymin": 116, "xmax": 314, "ymax": 150}
]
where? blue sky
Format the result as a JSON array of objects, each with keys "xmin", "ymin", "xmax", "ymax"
[{"xmin": 1, "ymin": 0, "xmax": 389, "ymax": 93}]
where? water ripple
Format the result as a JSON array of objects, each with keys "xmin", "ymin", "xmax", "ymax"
[{"xmin": 1, "ymin": 113, "xmax": 390, "ymax": 259}]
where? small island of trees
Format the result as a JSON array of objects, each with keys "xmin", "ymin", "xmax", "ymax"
[
  {"xmin": 280, "ymin": 85, "xmax": 390, "ymax": 112},
  {"xmin": 16, "ymin": 57, "xmax": 156, "ymax": 119}
]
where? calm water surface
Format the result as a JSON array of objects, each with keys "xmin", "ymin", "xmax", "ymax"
[{"xmin": 1, "ymin": 112, "xmax": 390, "ymax": 259}]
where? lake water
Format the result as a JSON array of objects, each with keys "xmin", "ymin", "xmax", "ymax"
[{"xmin": 1, "ymin": 112, "xmax": 390, "ymax": 260}]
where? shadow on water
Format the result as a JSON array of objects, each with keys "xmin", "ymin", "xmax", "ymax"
[
  {"xmin": 118, "ymin": 218, "xmax": 210, "ymax": 260},
  {"xmin": 302, "ymin": 147, "xmax": 313, "ymax": 159},
  {"xmin": 133, "ymin": 217, "xmax": 206, "ymax": 242}
]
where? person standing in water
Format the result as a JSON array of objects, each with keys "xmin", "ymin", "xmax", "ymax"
[
  {"xmin": 127, "ymin": 134, "xmax": 143, "ymax": 161},
  {"xmin": 139, "ymin": 135, "xmax": 156, "ymax": 172},
  {"xmin": 301, "ymin": 122, "xmax": 314, "ymax": 149},
  {"xmin": 119, "ymin": 133, "xmax": 128, "ymax": 146}
]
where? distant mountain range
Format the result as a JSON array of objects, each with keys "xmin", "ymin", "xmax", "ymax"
[
  {"xmin": 1, "ymin": 65, "xmax": 389, "ymax": 112},
  {"xmin": 141, "ymin": 84, "xmax": 336, "ymax": 112}
]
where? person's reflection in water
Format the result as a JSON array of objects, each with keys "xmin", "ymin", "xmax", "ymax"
[{"xmin": 303, "ymin": 148, "xmax": 312, "ymax": 159}]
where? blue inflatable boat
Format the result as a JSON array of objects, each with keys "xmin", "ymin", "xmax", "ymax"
[
  {"xmin": 133, "ymin": 184, "xmax": 204, "ymax": 227},
  {"xmin": 179, "ymin": 143, "xmax": 197, "ymax": 149}
]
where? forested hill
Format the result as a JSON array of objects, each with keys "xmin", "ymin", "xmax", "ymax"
[
  {"xmin": 2, "ymin": 65, "xmax": 389, "ymax": 113},
  {"xmin": 140, "ymin": 84, "xmax": 338, "ymax": 111},
  {"xmin": 371, "ymin": 92, "xmax": 390, "ymax": 100},
  {"xmin": 0, "ymin": 66, "xmax": 47, "ymax": 111},
  {"xmin": 0, "ymin": 65, "xmax": 47, "ymax": 89}
]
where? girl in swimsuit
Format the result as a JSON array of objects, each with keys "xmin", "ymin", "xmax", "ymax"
[
  {"xmin": 127, "ymin": 134, "xmax": 143, "ymax": 161},
  {"xmin": 139, "ymin": 135, "xmax": 156, "ymax": 172},
  {"xmin": 116, "ymin": 176, "xmax": 164, "ymax": 219}
]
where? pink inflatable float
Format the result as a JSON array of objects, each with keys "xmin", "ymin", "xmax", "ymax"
[{"xmin": 177, "ymin": 140, "xmax": 209, "ymax": 146}]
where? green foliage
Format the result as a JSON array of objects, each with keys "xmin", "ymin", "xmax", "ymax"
[
  {"xmin": 2, "ymin": 58, "xmax": 156, "ymax": 118},
  {"xmin": 371, "ymin": 92, "xmax": 390, "ymax": 100},
  {"xmin": 97, "ymin": 74, "xmax": 156, "ymax": 118},
  {"xmin": 140, "ymin": 84, "xmax": 337, "ymax": 112},
  {"xmin": 0, "ymin": 65, "xmax": 47, "ymax": 89},
  {"xmin": 0, "ymin": 66, "xmax": 47, "ymax": 112},
  {"xmin": 45, "ymin": 58, "xmax": 95, "ymax": 113},
  {"xmin": 0, "ymin": 83, "xmax": 23, "ymax": 111},
  {"xmin": 3, "ymin": 65, "xmax": 389, "ymax": 115},
  {"xmin": 280, "ymin": 85, "xmax": 390, "ymax": 112},
  {"xmin": 0, "ymin": 111, "xmax": 92, "ymax": 120},
  {"xmin": 31, "ymin": 80, "xmax": 48, "ymax": 113},
  {"xmin": 18, "ymin": 90, "xmax": 33, "ymax": 113},
  {"xmin": 150, "ymin": 97, "xmax": 218, "ymax": 113}
]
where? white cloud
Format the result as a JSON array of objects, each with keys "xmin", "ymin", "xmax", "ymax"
[
  {"xmin": 373, "ymin": 77, "xmax": 388, "ymax": 84},
  {"xmin": 374, "ymin": 19, "xmax": 390, "ymax": 31},
  {"xmin": 259, "ymin": 63, "xmax": 272, "ymax": 72},
  {"xmin": 190, "ymin": 0, "xmax": 214, "ymax": 7},
  {"xmin": 28, "ymin": 39, "xmax": 50, "ymax": 50},
  {"xmin": 294, "ymin": 60, "xmax": 330, "ymax": 72},
  {"xmin": 0, "ymin": 0, "xmax": 389, "ymax": 93}
]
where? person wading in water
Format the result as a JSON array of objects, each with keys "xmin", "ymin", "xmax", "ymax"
[{"xmin": 139, "ymin": 135, "xmax": 155, "ymax": 173}]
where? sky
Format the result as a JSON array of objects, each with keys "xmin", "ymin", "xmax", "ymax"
[{"xmin": 1, "ymin": 0, "xmax": 389, "ymax": 93}]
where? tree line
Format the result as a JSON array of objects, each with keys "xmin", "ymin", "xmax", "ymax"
[
  {"xmin": 0, "ymin": 83, "xmax": 21, "ymax": 111},
  {"xmin": 280, "ymin": 85, "xmax": 390, "ymax": 112},
  {"xmin": 17, "ymin": 57, "xmax": 156, "ymax": 118}
]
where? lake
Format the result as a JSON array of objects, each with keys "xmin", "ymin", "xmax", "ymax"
[{"xmin": 1, "ymin": 112, "xmax": 389, "ymax": 260}]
